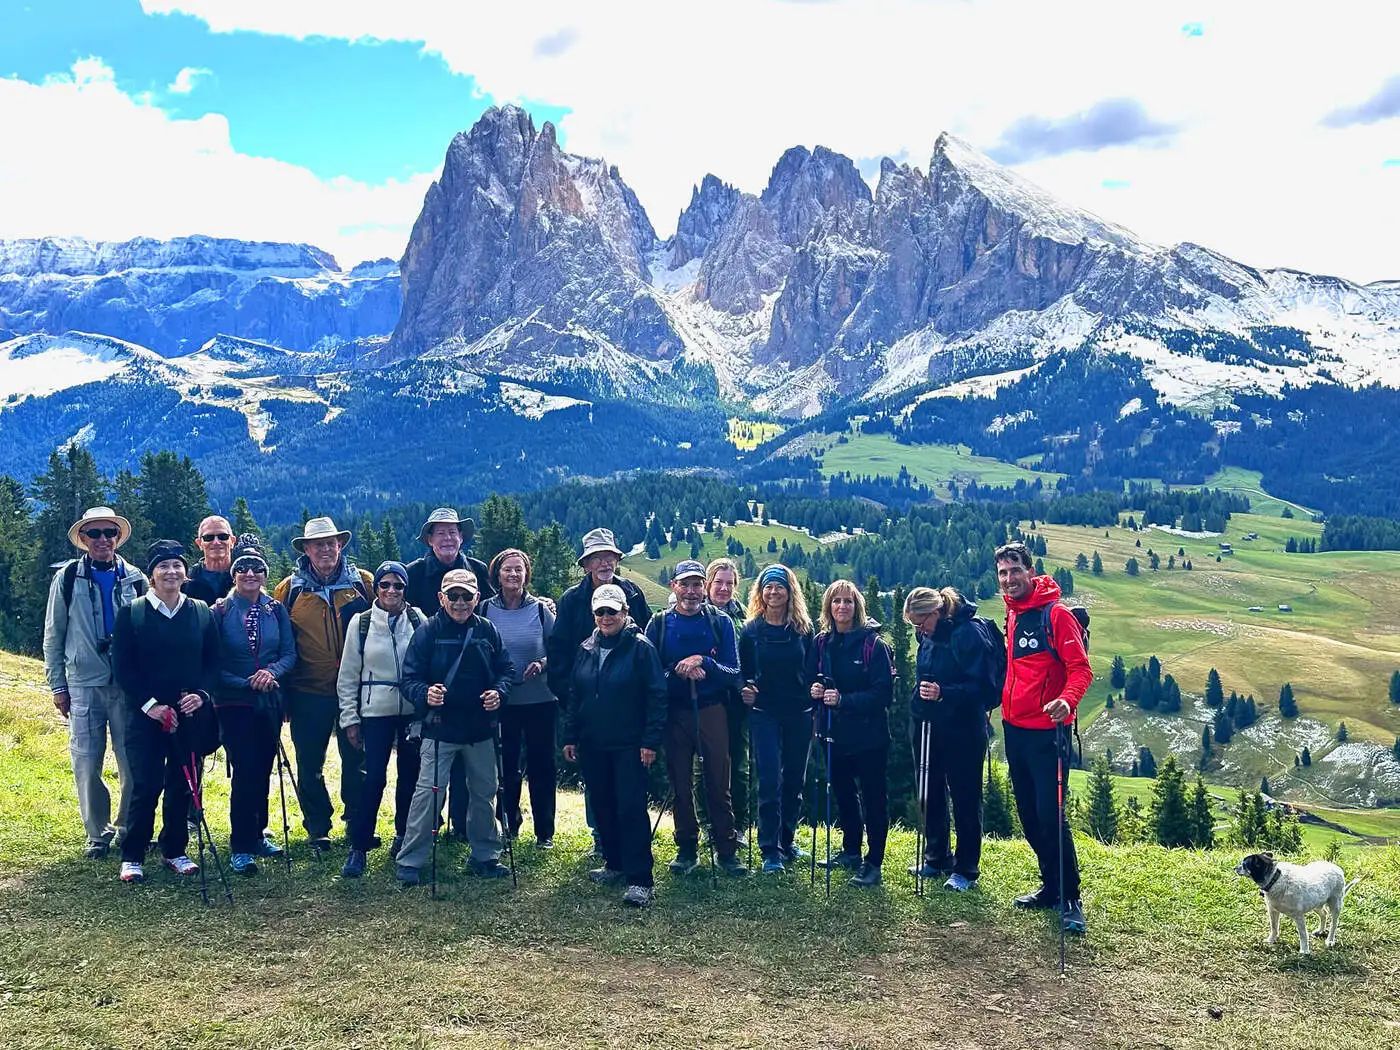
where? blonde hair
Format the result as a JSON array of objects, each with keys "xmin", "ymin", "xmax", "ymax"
[
  {"xmin": 820, "ymin": 579, "xmax": 867, "ymax": 634},
  {"xmin": 705, "ymin": 557, "xmax": 739, "ymax": 594},
  {"xmin": 903, "ymin": 586, "xmax": 962, "ymax": 624},
  {"xmin": 745, "ymin": 564, "xmax": 813, "ymax": 634}
]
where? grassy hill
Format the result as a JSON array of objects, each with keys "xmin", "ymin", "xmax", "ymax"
[
  {"xmin": 1033, "ymin": 510, "xmax": 1400, "ymax": 807},
  {"xmin": 1, "ymin": 650, "xmax": 1398, "ymax": 1050}
]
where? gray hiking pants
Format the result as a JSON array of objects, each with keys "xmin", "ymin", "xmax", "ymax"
[
  {"xmin": 398, "ymin": 738, "xmax": 501, "ymax": 870},
  {"xmin": 68, "ymin": 684, "xmax": 133, "ymax": 847}
]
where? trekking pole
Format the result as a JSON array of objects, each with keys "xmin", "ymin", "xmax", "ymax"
[
  {"xmin": 914, "ymin": 719, "xmax": 928, "ymax": 897},
  {"xmin": 430, "ymin": 735, "xmax": 441, "ymax": 900},
  {"xmin": 179, "ymin": 745, "xmax": 233, "ymax": 905},
  {"xmin": 823, "ymin": 706, "xmax": 833, "ymax": 903},
  {"xmin": 691, "ymin": 680, "xmax": 718, "ymax": 889},
  {"xmin": 651, "ymin": 789, "xmax": 673, "ymax": 840},
  {"xmin": 492, "ymin": 719, "xmax": 517, "ymax": 889},
  {"xmin": 806, "ymin": 705, "xmax": 819, "ymax": 888},
  {"xmin": 275, "ymin": 740, "xmax": 293, "ymax": 876},
  {"xmin": 1056, "ymin": 722, "xmax": 1067, "ymax": 977},
  {"xmin": 746, "ymin": 717, "xmax": 755, "ymax": 872}
]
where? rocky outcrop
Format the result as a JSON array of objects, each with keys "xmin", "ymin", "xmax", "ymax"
[{"xmin": 669, "ymin": 175, "xmax": 741, "ymax": 268}]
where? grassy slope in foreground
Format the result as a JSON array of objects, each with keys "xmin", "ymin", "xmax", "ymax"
[
  {"xmin": 1037, "ymin": 510, "xmax": 1400, "ymax": 806},
  {"xmin": 3, "ymin": 650, "xmax": 1400, "ymax": 1050}
]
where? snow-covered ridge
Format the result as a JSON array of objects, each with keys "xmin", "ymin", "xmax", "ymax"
[{"xmin": 0, "ymin": 235, "xmax": 345, "ymax": 278}]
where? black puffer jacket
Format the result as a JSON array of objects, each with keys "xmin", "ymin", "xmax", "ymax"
[
  {"xmin": 402, "ymin": 611, "xmax": 514, "ymax": 745},
  {"xmin": 805, "ymin": 623, "xmax": 894, "ymax": 755},
  {"xmin": 561, "ymin": 623, "xmax": 667, "ymax": 753},
  {"xmin": 546, "ymin": 574, "xmax": 652, "ymax": 699},
  {"xmin": 739, "ymin": 618, "xmax": 812, "ymax": 716},
  {"xmin": 911, "ymin": 598, "xmax": 999, "ymax": 727}
]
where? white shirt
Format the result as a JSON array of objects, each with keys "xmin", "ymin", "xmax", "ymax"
[{"xmin": 145, "ymin": 589, "xmax": 187, "ymax": 619}]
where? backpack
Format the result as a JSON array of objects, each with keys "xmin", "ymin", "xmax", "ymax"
[
  {"xmin": 656, "ymin": 605, "xmax": 732, "ymax": 667},
  {"xmin": 129, "ymin": 594, "xmax": 213, "ymax": 637},
  {"xmin": 61, "ymin": 558, "xmax": 147, "ymax": 609},
  {"xmin": 284, "ymin": 571, "xmax": 371, "ymax": 617},
  {"xmin": 815, "ymin": 629, "xmax": 895, "ymax": 685},
  {"xmin": 968, "ymin": 615, "xmax": 1008, "ymax": 710},
  {"xmin": 358, "ymin": 604, "xmax": 424, "ymax": 655},
  {"xmin": 1045, "ymin": 603, "xmax": 1091, "ymax": 657}
]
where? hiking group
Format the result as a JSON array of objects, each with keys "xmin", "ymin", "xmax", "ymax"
[{"xmin": 45, "ymin": 503, "xmax": 1090, "ymax": 929}]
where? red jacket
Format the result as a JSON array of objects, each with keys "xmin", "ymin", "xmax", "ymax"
[{"xmin": 1001, "ymin": 576, "xmax": 1092, "ymax": 730}]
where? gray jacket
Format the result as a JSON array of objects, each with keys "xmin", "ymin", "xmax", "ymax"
[
  {"xmin": 43, "ymin": 556, "xmax": 149, "ymax": 693},
  {"xmin": 336, "ymin": 604, "xmax": 425, "ymax": 726}
]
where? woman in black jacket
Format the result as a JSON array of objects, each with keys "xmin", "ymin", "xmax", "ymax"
[
  {"xmin": 805, "ymin": 579, "xmax": 894, "ymax": 888},
  {"xmin": 561, "ymin": 583, "xmax": 667, "ymax": 908},
  {"xmin": 904, "ymin": 586, "xmax": 998, "ymax": 892}
]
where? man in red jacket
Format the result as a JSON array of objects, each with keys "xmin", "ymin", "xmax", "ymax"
[{"xmin": 996, "ymin": 541, "xmax": 1091, "ymax": 934}]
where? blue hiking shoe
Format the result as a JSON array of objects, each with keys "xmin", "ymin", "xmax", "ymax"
[
  {"xmin": 257, "ymin": 835, "xmax": 284, "ymax": 857},
  {"xmin": 944, "ymin": 873, "xmax": 975, "ymax": 893},
  {"xmin": 761, "ymin": 855, "xmax": 786, "ymax": 874},
  {"xmin": 230, "ymin": 853, "xmax": 258, "ymax": 876},
  {"xmin": 341, "ymin": 849, "xmax": 367, "ymax": 878}
]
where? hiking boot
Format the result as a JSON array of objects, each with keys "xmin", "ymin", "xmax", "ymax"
[
  {"xmin": 470, "ymin": 858, "xmax": 510, "ymax": 879},
  {"xmin": 718, "ymin": 853, "xmax": 748, "ymax": 877},
  {"xmin": 849, "ymin": 862, "xmax": 883, "ymax": 888},
  {"xmin": 669, "ymin": 847, "xmax": 699, "ymax": 876},
  {"xmin": 163, "ymin": 855, "xmax": 199, "ymax": 877},
  {"xmin": 761, "ymin": 855, "xmax": 786, "ymax": 874},
  {"xmin": 389, "ymin": 834, "xmax": 404, "ymax": 859},
  {"xmin": 396, "ymin": 864, "xmax": 420, "ymax": 886},
  {"xmin": 1061, "ymin": 898, "xmax": 1087, "ymax": 935},
  {"xmin": 536, "ymin": 837, "xmax": 555, "ymax": 851},
  {"xmin": 780, "ymin": 843, "xmax": 808, "ymax": 863},
  {"xmin": 84, "ymin": 842, "xmax": 111, "ymax": 859},
  {"xmin": 588, "ymin": 866, "xmax": 625, "ymax": 885},
  {"xmin": 309, "ymin": 836, "xmax": 334, "ymax": 854},
  {"xmin": 256, "ymin": 835, "xmax": 284, "ymax": 857},
  {"xmin": 817, "ymin": 850, "xmax": 862, "ymax": 871},
  {"xmin": 907, "ymin": 861, "xmax": 949, "ymax": 880},
  {"xmin": 622, "ymin": 885, "xmax": 654, "ymax": 908},
  {"xmin": 230, "ymin": 853, "xmax": 259, "ymax": 876},
  {"xmin": 944, "ymin": 873, "xmax": 975, "ymax": 893},
  {"xmin": 1014, "ymin": 886, "xmax": 1058, "ymax": 910},
  {"xmin": 341, "ymin": 850, "xmax": 367, "ymax": 878},
  {"xmin": 119, "ymin": 861, "xmax": 144, "ymax": 883}
]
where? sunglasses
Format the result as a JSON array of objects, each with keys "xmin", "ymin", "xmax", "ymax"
[
  {"xmin": 233, "ymin": 563, "xmax": 267, "ymax": 575},
  {"xmin": 83, "ymin": 528, "xmax": 121, "ymax": 540},
  {"xmin": 377, "ymin": 580, "xmax": 405, "ymax": 591},
  {"xmin": 593, "ymin": 607, "xmax": 621, "ymax": 617},
  {"xmin": 445, "ymin": 590, "xmax": 475, "ymax": 603},
  {"xmin": 200, "ymin": 532, "xmax": 232, "ymax": 542}
]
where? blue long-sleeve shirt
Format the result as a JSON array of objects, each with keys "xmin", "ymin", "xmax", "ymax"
[{"xmin": 645, "ymin": 607, "xmax": 740, "ymax": 709}]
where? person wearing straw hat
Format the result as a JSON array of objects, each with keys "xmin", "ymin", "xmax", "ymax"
[
  {"xmin": 43, "ymin": 506, "xmax": 148, "ymax": 859},
  {"xmin": 404, "ymin": 507, "xmax": 494, "ymax": 841},
  {"xmin": 112, "ymin": 540, "xmax": 221, "ymax": 884},
  {"xmin": 272, "ymin": 516, "xmax": 374, "ymax": 851}
]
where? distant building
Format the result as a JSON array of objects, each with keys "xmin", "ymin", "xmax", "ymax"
[{"xmin": 1278, "ymin": 604, "xmax": 1292, "ymax": 612}]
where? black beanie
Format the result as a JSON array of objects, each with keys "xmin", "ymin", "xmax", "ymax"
[{"xmin": 146, "ymin": 539, "xmax": 189, "ymax": 576}]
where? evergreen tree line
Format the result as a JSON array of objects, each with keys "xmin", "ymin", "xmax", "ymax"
[{"xmin": 1319, "ymin": 515, "xmax": 1400, "ymax": 552}]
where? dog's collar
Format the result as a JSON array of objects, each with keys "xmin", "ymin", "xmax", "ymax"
[{"xmin": 1261, "ymin": 868, "xmax": 1282, "ymax": 892}]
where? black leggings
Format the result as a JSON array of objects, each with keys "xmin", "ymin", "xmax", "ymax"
[
  {"xmin": 829, "ymin": 744, "xmax": 889, "ymax": 866},
  {"xmin": 499, "ymin": 702, "xmax": 557, "ymax": 840}
]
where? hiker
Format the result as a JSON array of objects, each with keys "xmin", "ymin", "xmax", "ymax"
[
  {"xmin": 481, "ymin": 548, "xmax": 557, "ymax": 848},
  {"xmin": 213, "ymin": 535, "xmax": 296, "ymax": 875},
  {"xmin": 397, "ymin": 569, "xmax": 515, "ymax": 883},
  {"xmin": 697, "ymin": 558, "xmax": 750, "ymax": 846},
  {"xmin": 739, "ymin": 564, "xmax": 814, "ymax": 873},
  {"xmin": 271, "ymin": 517, "xmax": 374, "ymax": 851},
  {"xmin": 560, "ymin": 583, "xmax": 667, "ymax": 907},
  {"xmin": 43, "ymin": 506, "xmax": 148, "ymax": 859},
  {"xmin": 183, "ymin": 515, "xmax": 235, "ymax": 603},
  {"xmin": 404, "ymin": 507, "xmax": 493, "ymax": 842},
  {"xmin": 995, "ymin": 540, "xmax": 1092, "ymax": 934},
  {"xmin": 646, "ymin": 559, "xmax": 746, "ymax": 877},
  {"xmin": 806, "ymin": 579, "xmax": 894, "ymax": 888},
  {"xmin": 547, "ymin": 527, "xmax": 652, "ymax": 852},
  {"xmin": 336, "ymin": 560, "xmax": 426, "ymax": 878},
  {"xmin": 904, "ymin": 586, "xmax": 999, "ymax": 892},
  {"xmin": 111, "ymin": 540, "xmax": 221, "ymax": 883}
]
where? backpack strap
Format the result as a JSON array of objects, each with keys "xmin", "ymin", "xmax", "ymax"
[{"xmin": 61, "ymin": 560, "xmax": 80, "ymax": 608}]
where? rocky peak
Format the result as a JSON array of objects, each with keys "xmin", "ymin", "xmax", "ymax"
[
  {"xmin": 669, "ymin": 174, "xmax": 741, "ymax": 267},
  {"xmin": 759, "ymin": 145, "xmax": 872, "ymax": 246}
]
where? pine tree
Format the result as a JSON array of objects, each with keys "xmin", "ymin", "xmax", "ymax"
[
  {"xmin": 890, "ymin": 584, "xmax": 914, "ymax": 694},
  {"xmin": 864, "ymin": 575, "xmax": 885, "ymax": 624},
  {"xmin": 1390, "ymin": 671, "xmax": 1400, "ymax": 706},
  {"xmin": 1260, "ymin": 776, "xmax": 1271, "ymax": 796},
  {"xmin": 529, "ymin": 522, "xmax": 578, "ymax": 599},
  {"xmin": 1205, "ymin": 668, "xmax": 1224, "ymax": 709},
  {"xmin": 1125, "ymin": 557, "xmax": 1139, "ymax": 576},
  {"xmin": 1148, "ymin": 655, "xmax": 1161, "ymax": 683},
  {"xmin": 1075, "ymin": 553, "xmax": 1089, "ymax": 571},
  {"xmin": 1091, "ymin": 551, "xmax": 1103, "ymax": 575},
  {"xmin": 0, "ymin": 476, "xmax": 38, "ymax": 653},
  {"xmin": 1278, "ymin": 682, "xmax": 1298, "ymax": 718},
  {"xmin": 138, "ymin": 451, "xmax": 210, "ymax": 545},
  {"xmin": 231, "ymin": 496, "xmax": 259, "ymax": 538},
  {"xmin": 1201, "ymin": 725, "xmax": 1213, "ymax": 761},
  {"xmin": 645, "ymin": 538, "xmax": 661, "ymax": 559},
  {"xmin": 1213, "ymin": 707, "xmax": 1234, "ymax": 744},
  {"xmin": 477, "ymin": 494, "xmax": 531, "ymax": 564},
  {"xmin": 356, "ymin": 517, "xmax": 383, "ymax": 571},
  {"xmin": 1336, "ymin": 721, "xmax": 1348, "ymax": 743},
  {"xmin": 1392, "ymin": 737, "xmax": 1400, "ymax": 763},
  {"xmin": 1189, "ymin": 776, "xmax": 1215, "ymax": 848},
  {"xmin": 1232, "ymin": 790, "xmax": 1266, "ymax": 847},
  {"xmin": 1149, "ymin": 757, "xmax": 1193, "ymax": 847},
  {"xmin": 32, "ymin": 444, "xmax": 106, "ymax": 571},
  {"xmin": 380, "ymin": 521, "xmax": 401, "ymax": 562},
  {"xmin": 110, "ymin": 468, "xmax": 154, "ymax": 556},
  {"xmin": 1301, "ymin": 745, "xmax": 1312, "ymax": 766},
  {"xmin": 1117, "ymin": 796, "xmax": 1146, "ymax": 843},
  {"xmin": 1138, "ymin": 746, "xmax": 1157, "ymax": 778},
  {"xmin": 982, "ymin": 762, "xmax": 1018, "ymax": 838},
  {"xmin": 1084, "ymin": 755, "xmax": 1118, "ymax": 843},
  {"xmin": 1161, "ymin": 674, "xmax": 1182, "ymax": 713}
]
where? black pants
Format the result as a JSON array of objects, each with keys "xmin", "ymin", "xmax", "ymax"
[
  {"xmin": 829, "ymin": 743, "xmax": 889, "ymax": 866},
  {"xmin": 287, "ymin": 689, "xmax": 362, "ymax": 838},
  {"xmin": 351, "ymin": 715, "xmax": 420, "ymax": 851},
  {"xmin": 579, "ymin": 745, "xmax": 654, "ymax": 887},
  {"xmin": 1004, "ymin": 720, "xmax": 1080, "ymax": 899},
  {"xmin": 499, "ymin": 701, "xmax": 557, "ymax": 840},
  {"xmin": 912, "ymin": 716, "xmax": 986, "ymax": 879},
  {"xmin": 121, "ymin": 712, "xmax": 194, "ymax": 863},
  {"xmin": 217, "ymin": 704, "xmax": 279, "ymax": 855}
]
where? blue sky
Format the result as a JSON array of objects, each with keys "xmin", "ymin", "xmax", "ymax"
[
  {"xmin": 1, "ymin": 0, "xmax": 567, "ymax": 183},
  {"xmin": 0, "ymin": 0, "xmax": 1396, "ymax": 280}
]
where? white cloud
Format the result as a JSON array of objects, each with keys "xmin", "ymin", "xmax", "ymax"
[
  {"xmin": 168, "ymin": 66, "xmax": 211, "ymax": 94},
  {"xmin": 0, "ymin": 58, "xmax": 431, "ymax": 266}
]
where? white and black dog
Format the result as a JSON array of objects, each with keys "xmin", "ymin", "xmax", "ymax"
[{"xmin": 1235, "ymin": 852, "xmax": 1361, "ymax": 954}]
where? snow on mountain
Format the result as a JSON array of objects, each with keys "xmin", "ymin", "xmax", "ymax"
[
  {"xmin": 0, "ymin": 332, "xmax": 166, "ymax": 403},
  {"xmin": 498, "ymin": 381, "xmax": 590, "ymax": 420}
]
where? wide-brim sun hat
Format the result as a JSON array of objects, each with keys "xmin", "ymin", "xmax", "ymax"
[
  {"xmin": 419, "ymin": 507, "xmax": 475, "ymax": 547},
  {"xmin": 68, "ymin": 506, "xmax": 133, "ymax": 551},
  {"xmin": 577, "ymin": 527, "xmax": 624, "ymax": 566},
  {"xmin": 292, "ymin": 516, "xmax": 352, "ymax": 553}
]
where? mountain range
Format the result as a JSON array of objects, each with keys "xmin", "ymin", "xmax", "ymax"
[{"xmin": 2, "ymin": 103, "xmax": 1399, "ymax": 513}]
